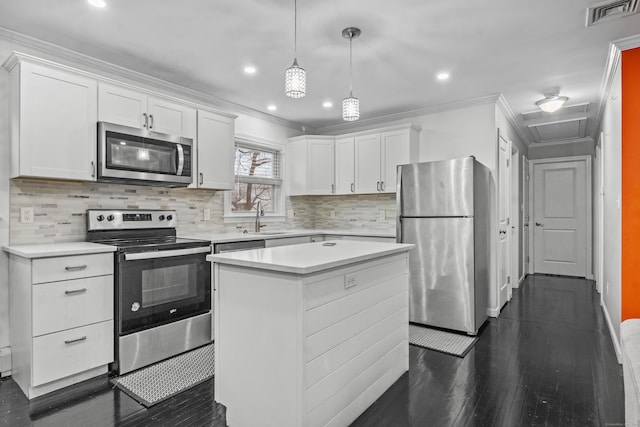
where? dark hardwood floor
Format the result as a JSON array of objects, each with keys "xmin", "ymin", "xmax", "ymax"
[{"xmin": 0, "ymin": 274, "xmax": 624, "ymax": 426}]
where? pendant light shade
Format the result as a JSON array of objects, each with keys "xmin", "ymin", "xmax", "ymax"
[
  {"xmin": 285, "ymin": 0, "xmax": 305, "ymax": 98},
  {"xmin": 535, "ymin": 94, "xmax": 568, "ymax": 113},
  {"xmin": 342, "ymin": 27, "xmax": 361, "ymax": 121},
  {"xmin": 342, "ymin": 92, "xmax": 360, "ymax": 121},
  {"xmin": 285, "ymin": 58, "xmax": 306, "ymax": 98}
]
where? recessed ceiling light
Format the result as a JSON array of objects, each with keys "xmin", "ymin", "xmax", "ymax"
[
  {"xmin": 322, "ymin": 101, "xmax": 333, "ymax": 109},
  {"xmin": 267, "ymin": 105, "xmax": 277, "ymax": 111},
  {"xmin": 436, "ymin": 72, "xmax": 450, "ymax": 81},
  {"xmin": 88, "ymin": 0, "xmax": 106, "ymax": 8},
  {"xmin": 243, "ymin": 66, "xmax": 257, "ymax": 75}
]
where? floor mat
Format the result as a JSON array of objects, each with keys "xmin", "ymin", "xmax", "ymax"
[
  {"xmin": 409, "ymin": 324, "xmax": 477, "ymax": 358},
  {"xmin": 112, "ymin": 343, "xmax": 214, "ymax": 407}
]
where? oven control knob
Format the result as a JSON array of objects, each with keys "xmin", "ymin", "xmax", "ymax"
[
  {"xmin": 131, "ymin": 302, "xmax": 140, "ymax": 312},
  {"xmin": 107, "ymin": 215, "xmax": 115, "ymax": 222},
  {"xmin": 158, "ymin": 215, "xmax": 165, "ymax": 221},
  {"xmin": 96, "ymin": 215, "xmax": 105, "ymax": 222},
  {"xmin": 167, "ymin": 215, "xmax": 173, "ymax": 221}
]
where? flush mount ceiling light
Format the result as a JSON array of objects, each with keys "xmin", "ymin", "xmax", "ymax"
[
  {"xmin": 535, "ymin": 94, "xmax": 569, "ymax": 113},
  {"xmin": 342, "ymin": 27, "xmax": 361, "ymax": 122},
  {"xmin": 284, "ymin": 0, "xmax": 306, "ymax": 98},
  {"xmin": 243, "ymin": 66, "xmax": 257, "ymax": 75}
]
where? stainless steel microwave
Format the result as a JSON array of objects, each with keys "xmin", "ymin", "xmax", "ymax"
[{"xmin": 97, "ymin": 122, "xmax": 193, "ymax": 187}]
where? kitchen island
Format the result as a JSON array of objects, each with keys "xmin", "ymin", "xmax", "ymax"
[{"xmin": 207, "ymin": 240, "xmax": 413, "ymax": 427}]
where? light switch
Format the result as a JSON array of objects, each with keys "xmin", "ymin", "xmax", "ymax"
[{"xmin": 344, "ymin": 273, "xmax": 358, "ymax": 289}]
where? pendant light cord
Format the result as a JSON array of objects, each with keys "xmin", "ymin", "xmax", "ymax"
[
  {"xmin": 349, "ymin": 34, "xmax": 353, "ymax": 94},
  {"xmin": 294, "ymin": 0, "xmax": 297, "ymax": 59}
]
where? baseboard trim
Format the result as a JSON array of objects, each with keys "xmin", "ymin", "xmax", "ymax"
[
  {"xmin": 601, "ymin": 301, "xmax": 622, "ymax": 364},
  {"xmin": 0, "ymin": 346, "xmax": 11, "ymax": 378},
  {"xmin": 487, "ymin": 307, "xmax": 500, "ymax": 318}
]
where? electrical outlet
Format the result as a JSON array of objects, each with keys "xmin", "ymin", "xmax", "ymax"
[
  {"xmin": 287, "ymin": 209, "xmax": 295, "ymax": 218},
  {"xmin": 203, "ymin": 209, "xmax": 211, "ymax": 221},
  {"xmin": 344, "ymin": 273, "xmax": 358, "ymax": 289},
  {"xmin": 379, "ymin": 210, "xmax": 385, "ymax": 220},
  {"xmin": 330, "ymin": 210, "xmax": 336, "ymax": 218},
  {"xmin": 20, "ymin": 207, "xmax": 34, "ymax": 224}
]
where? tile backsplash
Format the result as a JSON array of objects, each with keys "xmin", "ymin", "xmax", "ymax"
[{"xmin": 9, "ymin": 179, "xmax": 396, "ymax": 245}]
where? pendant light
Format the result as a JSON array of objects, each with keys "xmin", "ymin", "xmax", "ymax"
[
  {"xmin": 285, "ymin": 0, "xmax": 306, "ymax": 98},
  {"xmin": 342, "ymin": 27, "xmax": 361, "ymax": 121}
]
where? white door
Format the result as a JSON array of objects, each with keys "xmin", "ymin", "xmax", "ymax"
[
  {"xmin": 98, "ymin": 83, "xmax": 148, "ymax": 129},
  {"xmin": 335, "ymin": 137, "xmax": 355, "ymax": 194},
  {"xmin": 522, "ymin": 156, "xmax": 530, "ymax": 278},
  {"xmin": 196, "ymin": 110, "xmax": 235, "ymax": 190},
  {"xmin": 147, "ymin": 97, "xmax": 196, "ymax": 138},
  {"xmin": 533, "ymin": 160, "xmax": 587, "ymax": 277},
  {"xmin": 497, "ymin": 134, "xmax": 511, "ymax": 308},
  {"xmin": 510, "ymin": 147, "xmax": 520, "ymax": 289},
  {"xmin": 307, "ymin": 139, "xmax": 335, "ymax": 195},
  {"xmin": 354, "ymin": 134, "xmax": 381, "ymax": 194}
]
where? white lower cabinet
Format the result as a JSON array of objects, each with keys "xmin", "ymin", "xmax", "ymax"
[
  {"xmin": 265, "ymin": 236, "xmax": 311, "ymax": 248},
  {"xmin": 8, "ymin": 252, "xmax": 114, "ymax": 399}
]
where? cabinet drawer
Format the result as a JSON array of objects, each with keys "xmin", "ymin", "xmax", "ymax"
[
  {"xmin": 32, "ymin": 320, "xmax": 113, "ymax": 387},
  {"xmin": 32, "ymin": 253, "xmax": 113, "ymax": 284},
  {"xmin": 32, "ymin": 275, "xmax": 114, "ymax": 337}
]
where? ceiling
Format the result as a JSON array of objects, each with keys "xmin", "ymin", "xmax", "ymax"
[{"xmin": 1, "ymin": 0, "xmax": 639, "ymax": 144}]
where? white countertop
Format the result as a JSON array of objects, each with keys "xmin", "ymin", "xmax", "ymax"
[
  {"xmin": 186, "ymin": 228, "xmax": 396, "ymax": 244},
  {"xmin": 207, "ymin": 240, "xmax": 413, "ymax": 275},
  {"xmin": 3, "ymin": 242, "xmax": 117, "ymax": 259}
]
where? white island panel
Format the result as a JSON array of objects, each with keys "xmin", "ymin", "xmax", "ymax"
[{"xmin": 212, "ymin": 241, "xmax": 412, "ymax": 427}]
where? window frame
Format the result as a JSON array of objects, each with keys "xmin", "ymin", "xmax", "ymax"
[{"xmin": 223, "ymin": 137, "xmax": 286, "ymax": 222}]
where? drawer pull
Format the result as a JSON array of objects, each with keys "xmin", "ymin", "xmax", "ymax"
[
  {"xmin": 64, "ymin": 336, "xmax": 87, "ymax": 344},
  {"xmin": 65, "ymin": 288, "xmax": 87, "ymax": 295},
  {"xmin": 65, "ymin": 265, "xmax": 87, "ymax": 271}
]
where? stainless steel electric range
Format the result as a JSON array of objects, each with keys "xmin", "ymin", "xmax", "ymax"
[{"xmin": 86, "ymin": 209, "xmax": 212, "ymax": 374}]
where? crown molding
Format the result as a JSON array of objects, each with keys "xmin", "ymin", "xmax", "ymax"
[
  {"xmin": 591, "ymin": 35, "xmax": 640, "ymax": 140},
  {"xmin": 496, "ymin": 94, "xmax": 531, "ymax": 147},
  {"xmin": 0, "ymin": 27, "xmax": 307, "ymax": 132},
  {"xmin": 315, "ymin": 94, "xmax": 502, "ymax": 134}
]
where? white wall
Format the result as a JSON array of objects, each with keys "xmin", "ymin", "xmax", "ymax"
[
  {"xmin": 601, "ymin": 67, "xmax": 622, "ymax": 356},
  {"xmin": 528, "ymin": 140, "xmax": 595, "ymax": 160},
  {"xmin": 601, "ymin": 63, "xmax": 622, "ymax": 356}
]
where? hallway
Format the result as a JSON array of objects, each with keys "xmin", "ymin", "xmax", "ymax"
[{"xmin": 0, "ymin": 275, "xmax": 624, "ymax": 426}]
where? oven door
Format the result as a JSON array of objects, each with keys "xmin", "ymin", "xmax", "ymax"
[{"xmin": 117, "ymin": 246, "xmax": 211, "ymax": 335}]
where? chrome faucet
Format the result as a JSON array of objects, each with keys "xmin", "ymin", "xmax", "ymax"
[{"xmin": 255, "ymin": 201, "xmax": 263, "ymax": 232}]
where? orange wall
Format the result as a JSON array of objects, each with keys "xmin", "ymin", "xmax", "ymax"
[{"xmin": 622, "ymin": 47, "xmax": 640, "ymax": 321}]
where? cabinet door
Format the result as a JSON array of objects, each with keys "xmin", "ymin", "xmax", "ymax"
[
  {"xmin": 335, "ymin": 137, "xmax": 355, "ymax": 195},
  {"xmin": 354, "ymin": 134, "xmax": 381, "ymax": 194},
  {"xmin": 98, "ymin": 83, "xmax": 147, "ymax": 129},
  {"xmin": 287, "ymin": 139, "xmax": 307, "ymax": 196},
  {"xmin": 381, "ymin": 129, "xmax": 411, "ymax": 193},
  {"xmin": 196, "ymin": 110, "xmax": 235, "ymax": 190},
  {"xmin": 148, "ymin": 97, "xmax": 196, "ymax": 138},
  {"xmin": 16, "ymin": 62, "xmax": 97, "ymax": 181},
  {"xmin": 307, "ymin": 139, "xmax": 335, "ymax": 195}
]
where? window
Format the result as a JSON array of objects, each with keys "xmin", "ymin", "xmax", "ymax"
[{"xmin": 225, "ymin": 140, "xmax": 283, "ymax": 219}]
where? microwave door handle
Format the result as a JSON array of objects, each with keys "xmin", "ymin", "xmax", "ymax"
[{"xmin": 176, "ymin": 143, "xmax": 184, "ymax": 176}]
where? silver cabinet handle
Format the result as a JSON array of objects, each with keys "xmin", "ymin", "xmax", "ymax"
[
  {"xmin": 535, "ymin": 222, "xmax": 544, "ymax": 227},
  {"xmin": 149, "ymin": 114, "xmax": 154, "ymax": 129},
  {"xmin": 65, "ymin": 288, "xmax": 87, "ymax": 295},
  {"xmin": 351, "ymin": 183, "xmax": 355, "ymax": 193},
  {"xmin": 376, "ymin": 182, "xmax": 380, "ymax": 191},
  {"xmin": 199, "ymin": 172, "xmax": 204, "ymax": 185},
  {"xmin": 499, "ymin": 229, "xmax": 506, "ymax": 234},
  {"xmin": 65, "ymin": 265, "xmax": 87, "ymax": 271},
  {"xmin": 331, "ymin": 184, "xmax": 335, "ymax": 194},
  {"xmin": 65, "ymin": 336, "xmax": 87, "ymax": 344},
  {"xmin": 143, "ymin": 113, "xmax": 148, "ymax": 128},
  {"xmin": 381, "ymin": 181, "xmax": 385, "ymax": 191},
  {"xmin": 90, "ymin": 161, "xmax": 95, "ymax": 178}
]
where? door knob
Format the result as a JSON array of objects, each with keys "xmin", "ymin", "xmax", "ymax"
[{"xmin": 535, "ymin": 222, "xmax": 544, "ymax": 227}]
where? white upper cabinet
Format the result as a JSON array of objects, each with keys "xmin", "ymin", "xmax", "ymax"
[
  {"xmin": 7, "ymin": 57, "xmax": 97, "ymax": 181},
  {"xmin": 356, "ymin": 126, "xmax": 420, "ymax": 194},
  {"xmin": 335, "ymin": 137, "xmax": 355, "ymax": 195},
  {"xmin": 194, "ymin": 110, "xmax": 236, "ymax": 190},
  {"xmin": 98, "ymin": 83, "xmax": 196, "ymax": 138},
  {"xmin": 287, "ymin": 136, "xmax": 335, "ymax": 196},
  {"xmin": 355, "ymin": 133, "xmax": 382, "ymax": 194}
]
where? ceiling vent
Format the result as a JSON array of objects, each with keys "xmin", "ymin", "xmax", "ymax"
[{"xmin": 586, "ymin": 0, "xmax": 639, "ymax": 26}]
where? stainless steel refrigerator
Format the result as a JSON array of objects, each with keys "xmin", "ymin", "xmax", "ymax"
[{"xmin": 397, "ymin": 157, "xmax": 491, "ymax": 335}]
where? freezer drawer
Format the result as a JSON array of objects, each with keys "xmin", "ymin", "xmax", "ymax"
[{"xmin": 401, "ymin": 217, "xmax": 476, "ymax": 333}]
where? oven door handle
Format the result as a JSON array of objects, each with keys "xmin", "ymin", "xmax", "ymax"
[{"xmin": 124, "ymin": 246, "xmax": 211, "ymax": 261}]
